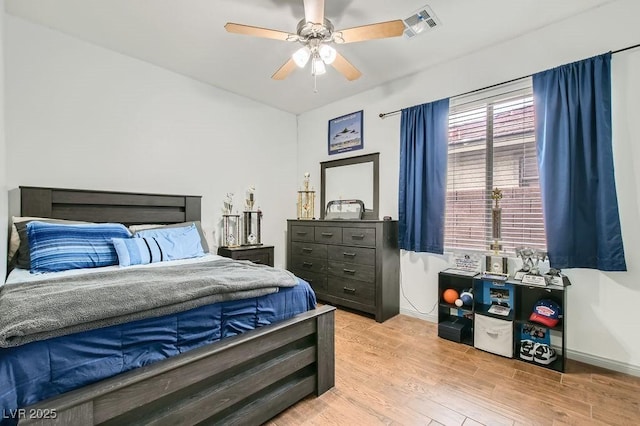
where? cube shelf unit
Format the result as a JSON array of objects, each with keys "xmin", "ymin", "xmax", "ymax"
[{"xmin": 437, "ymin": 269, "xmax": 569, "ymax": 372}]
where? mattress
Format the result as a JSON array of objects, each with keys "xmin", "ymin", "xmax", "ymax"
[{"xmin": 0, "ymin": 256, "xmax": 316, "ymax": 424}]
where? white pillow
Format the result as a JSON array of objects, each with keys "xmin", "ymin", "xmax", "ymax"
[
  {"xmin": 128, "ymin": 224, "xmax": 161, "ymax": 232},
  {"xmin": 8, "ymin": 216, "xmax": 45, "ymax": 261}
]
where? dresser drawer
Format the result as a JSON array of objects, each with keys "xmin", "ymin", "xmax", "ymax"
[
  {"xmin": 328, "ymin": 276, "xmax": 375, "ymax": 306},
  {"xmin": 291, "ymin": 225, "xmax": 315, "ymax": 242},
  {"xmin": 314, "ymin": 226, "xmax": 342, "ymax": 244},
  {"xmin": 327, "ymin": 245, "xmax": 375, "ymax": 266},
  {"xmin": 290, "ymin": 255, "xmax": 327, "ymax": 274},
  {"xmin": 327, "ymin": 261, "xmax": 375, "ymax": 283},
  {"xmin": 343, "ymin": 227, "xmax": 376, "ymax": 247},
  {"xmin": 291, "ymin": 241, "xmax": 327, "ymax": 259},
  {"xmin": 291, "ymin": 269, "xmax": 328, "ymax": 293}
]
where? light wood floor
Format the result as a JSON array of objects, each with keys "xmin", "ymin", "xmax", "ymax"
[{"xmin": 268, "ymin": 308, "xmax": 640, "ymax": 426}]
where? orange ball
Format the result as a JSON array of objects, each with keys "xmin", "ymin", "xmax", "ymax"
[{"xmin": 443, "ymin": 289, "xmax": 459, "ymax": 304}]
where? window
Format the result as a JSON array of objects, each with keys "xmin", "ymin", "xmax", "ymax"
[{"xmin": 445, "ymin": 79, "xmax": 547, "ymax": 252}]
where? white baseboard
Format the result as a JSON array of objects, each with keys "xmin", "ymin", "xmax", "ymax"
[
  {"xmin": 400, "ymin": 307, "xmax": 438, "ymax": 323},
  {"xmin": 399, "ymin": 309, "xmax": 640, "ymax": 377},
  {"xmin": 566, "ymin": 349, "xmax": 640, "ymax": 377}
]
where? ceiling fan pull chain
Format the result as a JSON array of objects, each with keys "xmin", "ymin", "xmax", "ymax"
[{"xmin": 314, "ymin": 73, "xmax": 318, "ymax": 93}]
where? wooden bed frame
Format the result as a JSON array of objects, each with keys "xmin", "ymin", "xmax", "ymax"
[{"xmin": 16, "ymin": 186, "xmax": 335, "ymax": 426}]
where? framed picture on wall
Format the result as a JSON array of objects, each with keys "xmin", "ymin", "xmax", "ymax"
[{"xmin": 328, "ymin": 110, "xmax": 363, "ymax": 155}]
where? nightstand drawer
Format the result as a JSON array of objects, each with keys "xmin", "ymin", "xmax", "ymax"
[
  {"xmin": 291, "ymin": 241, "xmax": 327, "ymax": 259},
  {"xmin": 342, "ymin": 227, "xmax": 376, "ymax": 247},
  {"xmin": 291, "ymin": 225, "xmax": 315, "ymax": 242},
  {"xmin": 217, "ymin": 245, "xmax": 274, "ymax": 267},
  {"xmin": 314, "ymin": 227, "xmax": 342, "ymax": 244},
  {"xmin": 292, "ymin": 269, "xmax": 328, "ymax": 293},
  {"xmin": 290, "ymin": 255, "xmax": 327, "ymax": 274},
  {"xmin": 328, "ymin": 277, "xmax": 375, "ymax": 306},
  {"xmin": 327, "ymin": 245, "xmax": 375, "ymax": 266},
  {"xmin": 236, "ymin": 251, "xmax": 271, "ymax": 265},
  {"xmin": 327, "ymin": 261, "xmax": 375, "ymax": 283}
]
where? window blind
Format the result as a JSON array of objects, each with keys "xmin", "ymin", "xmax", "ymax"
[{"xmin": 445, "ymin": 80, "xmax": 547, "ymax": 252}]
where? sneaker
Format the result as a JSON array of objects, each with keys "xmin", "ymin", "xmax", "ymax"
[
  {"xmin": 533, "ymin": 343, "xmax": 557, "ymax": 365},
  {"xmin": 519, "ymin": 340, "xmax": 536, "ymax": 361}
]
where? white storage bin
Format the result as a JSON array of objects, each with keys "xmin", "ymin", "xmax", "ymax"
[{"xmin": 474, "ymin": 314, "xmax": 513, "ymax": 358}]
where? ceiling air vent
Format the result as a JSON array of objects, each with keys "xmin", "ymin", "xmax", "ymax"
[{"xmin": 403, "ymin": 5, "xmax": 441, "ymax": 39}]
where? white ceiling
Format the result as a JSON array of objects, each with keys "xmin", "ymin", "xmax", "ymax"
[{"xmin": 5, "ymin": 0, "xmax": 615, "ymax": 114}]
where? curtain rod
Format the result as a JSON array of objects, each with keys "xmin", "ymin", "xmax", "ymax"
[{"xmin": 378, "ymin": 42, "xmax": 640, "ymax": 119}]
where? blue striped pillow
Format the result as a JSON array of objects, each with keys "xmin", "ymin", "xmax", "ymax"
[
  {"xmin": 27, "ymin": 221, "xmax": 131, "ymax": 273},
  {"xmin": 113, "ymin": 224, "xmax": 205, "ymax": 267}
]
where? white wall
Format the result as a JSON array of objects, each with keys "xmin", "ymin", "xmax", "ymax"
[
  {"xmin": 0, "ymin": 0, "xmax": 7, "ymax": 280},
  {"xmin": 297, "ymin": 0, "xmax": 640, "ymax": 373},
  {"xmin": 4, "ymin": 15, "xmax": 298, "ymax": 268}
]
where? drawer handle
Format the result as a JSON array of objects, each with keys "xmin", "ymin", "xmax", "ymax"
[
  {"xmin": 296, "ymin": 231, "xmax": 308, "ymax": 235},
  {"xmin": 343, "ymin": 287, "xmax": 356, "ymax": 295},
  {"xmin": 343, "ymin": 268, "xmax": 356, "ymax": 274},
  {"xmin": 343, "ymin": 252, "xmax": 356, "ymax": 257},
  {"xmin": 302, "ymin": 247, "xmax": 313, "ymax": 253},
  {"xmin": 251, "ymin": 259, "xmax": 263, "ymax": 264},
  {"xmin": 302, "ymin": 262, "xmax": 313, "ymax": 268},
  {"xmin": 351, "ymin": 234, "xmax": 365, "ymax": 239},
  {"xmin": 321, "ymin": 232, "xmax": 334, "ymax": 237}
]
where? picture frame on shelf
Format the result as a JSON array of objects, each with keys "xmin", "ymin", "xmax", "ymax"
[{"xmin": 328, "ymin": 110, "xmax": 363, "ymax": 155}]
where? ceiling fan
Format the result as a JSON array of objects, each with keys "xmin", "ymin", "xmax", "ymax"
[{"xmin": 225, "ymin": 0, "xmax": 406, "ymax": 81}]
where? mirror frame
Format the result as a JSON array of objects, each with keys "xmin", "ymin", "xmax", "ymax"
[{"xmin": 320, "ymin": 152, "xmax": 379, "ymax": 220}]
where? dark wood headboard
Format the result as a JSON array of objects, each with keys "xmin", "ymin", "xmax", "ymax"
[{"xmin": 20, "ymin": 186, "xmax": 201, "ymax": 225}]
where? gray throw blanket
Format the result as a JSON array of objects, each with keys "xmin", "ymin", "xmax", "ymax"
[{"xmin": 0, "ymin": 258, "xmax": 298, "ymax": 347}]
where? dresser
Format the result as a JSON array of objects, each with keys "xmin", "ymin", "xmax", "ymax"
[{"xmin": 287, "ymin": 219, "xmax": 399, "ymax": 322}]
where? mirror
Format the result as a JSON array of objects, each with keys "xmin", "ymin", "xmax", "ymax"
[{"xmin": 320, "ymin": 152, "xmax": 379, "ymax": 220}]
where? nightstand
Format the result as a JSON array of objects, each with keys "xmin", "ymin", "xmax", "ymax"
[{"xmin": 217, "ymin": 245, "xmax": 274, "ymax": 267}]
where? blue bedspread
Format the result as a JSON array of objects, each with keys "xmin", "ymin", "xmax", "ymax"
[{"xmin": 0, "ymin": 278, "xmax": 315, "ymax": 424}]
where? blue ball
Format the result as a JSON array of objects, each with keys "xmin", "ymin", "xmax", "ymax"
[{"xmin": 456, "ymin": 291, "xmax": 473, "ymax": 307}]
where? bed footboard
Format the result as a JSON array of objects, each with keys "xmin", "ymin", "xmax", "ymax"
[{"xmin": 19, "ymin": 305, "xmax": 335, "ymax": 426}]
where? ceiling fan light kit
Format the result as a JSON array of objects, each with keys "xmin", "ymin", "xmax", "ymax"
[
  {"xmin": 292, "ymin": 46, "xmax": 311, "ymax": 67},
  {"xmin": 312, "ymin": 57, "xmax": 326, "ymax": 76},
  {"xmin": 224, "ymin": 0, "xmax": 406, "ymax": 85},
  {"xmin": 318, "ymin": 44, "xmax": 336, "ymax": 64}
]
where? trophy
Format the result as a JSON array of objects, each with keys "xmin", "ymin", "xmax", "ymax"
[
  {"xmin": 513, "ymin": 247, "xmax": 534, "ymax": 280},
  {"xmin": 544, "ymin": 268, "xmax": 569, "ymax": 287},
  {"xmin": 530, "ymin": 250, "xmax": 547, "ymax": 275},
  {"xmin": 297, "ymin": 172, "xmax": 316, "ymax": 220},
  {"xmin": 223, "ymin": 192, "xmax": 234, "ymax": 215},
  {"xmin": 484, "ymin": 188, "xmax": 508, "ymax": 277},
  {"xmin": 221, "ymin": 193, "xmax": 240, "ymax": 247},
  {"xmin": 521, "ymin": 249, "xmax": 548, "ymax": 286},
  {"xmin": 245, "ymin": 185, "xmax": 256, "ymax": 211},
  {"xmin": 242, "ymin": 185, "xmax": 262, "ymax": 246}
]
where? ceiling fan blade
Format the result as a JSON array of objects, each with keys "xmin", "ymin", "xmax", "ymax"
[
  {"xmin": 225, "ymin": 23, "xmax": 295, "ymax": 41},
  {"xmin": 332, "ymin": 53, "xmax": 362, "ymax": 81},
  {"xmin": 303, "ymin": 0, "xmax": 325, "ymax": 24},
  {"xmin": 272, "ymin": 58, "xmax": 297, "ymax": 80},
  {"xmin": 334, "ymin": 20, "xmax": 406, "ymax": 44}
]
